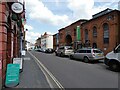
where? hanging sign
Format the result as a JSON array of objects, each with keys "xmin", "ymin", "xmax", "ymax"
[{"xmin": 11, "ymin": 2, "xmax": 23, "ymax": 14}]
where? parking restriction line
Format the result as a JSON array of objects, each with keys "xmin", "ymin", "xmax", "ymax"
[{"xmin": 28, "ymin": 51, "xmax": 65, "ymax": 89}]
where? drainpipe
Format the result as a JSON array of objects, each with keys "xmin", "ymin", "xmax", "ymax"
[{"xmin": 20, "ymin": 31, "xmax": 23, "ymax": 57}]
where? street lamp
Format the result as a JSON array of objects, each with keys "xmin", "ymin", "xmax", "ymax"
[{"xmin": 23, "ymin": 29, "xmax": 28, "ymax": 50}]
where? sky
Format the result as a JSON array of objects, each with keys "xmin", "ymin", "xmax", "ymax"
[{"xmin": 21, "ymin": 0, "xmax": 120, "ymax": 44}]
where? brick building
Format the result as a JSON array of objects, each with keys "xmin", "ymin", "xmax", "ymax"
[
  {"xmin": 58, "ymin": 19, "xmax": 87, "ymax": 49},
  {"xmin": 36, "ymin": 37, "xmax": 41, "ymax": 48},
  {"xmin": 53, "ymin": 33, "xmax": 59, "ymax": 50},
  {"xmin": 81, "ymin": 8, "xmax": 120, "ymax": 54},
  {"xmin": 0, "ymin": 1, "xmax": 25, "ymax": 88},
  {"xmin": 54, "ymin": 8, "xmax": 120, "ymax": 55}
]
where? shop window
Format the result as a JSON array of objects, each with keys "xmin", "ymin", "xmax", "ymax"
[
  {"xmin": 93, "ymin": 26, "xmax": 97, "ymax": 37},
  {"xmin": 103, "ymin": 23, "xmax": 109, "ymax": 44}
]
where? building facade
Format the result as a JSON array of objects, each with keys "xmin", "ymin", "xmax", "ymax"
[
  {"xmin": 53, "ymin": 8, "xmax": 120, "ymax": 55},
  {"xmin": 81, "ymin": 9, "xmax": 120, "ymax": 54},
  {"xmin": 41, "ymin": 32, "xmax": 53, "ymax": 50},
  {"xmin": 0, "ymin": 1, "xmax": 25, "ymax": 88},
  {"xmin": 53, "ymin": 33, "xmax": 59, "ymax": 50},
  {"xmin": 36, "ymin": 37, "xmax": 41, "ymax": 48},
  {"xmin": 58, "ymin": 19, "xmax": 87, "ymax": 49}
]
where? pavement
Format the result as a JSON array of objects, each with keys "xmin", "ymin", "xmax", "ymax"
[{"xmin": 13, "ymin": 51, "xmax": 50, "ymax": 88}]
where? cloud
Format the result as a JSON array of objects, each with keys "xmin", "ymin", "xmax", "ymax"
[
  {"xmin": 25, "ymin": 31, "xmax": 41, "ymax": 43},
  {"xmin": 25, "ymin": 0, "xmax": 72, "ymax": 26},
  {"xmin": 67, "ymin": 0, "xmax": 94, "ymax": 19},
  {"xmin": 67, "ymin": 0, "xmax": 118, "ymax": 20},
  {"xmin": 24, "ymin": 24, "xmax": 33, "ymax": 31}
]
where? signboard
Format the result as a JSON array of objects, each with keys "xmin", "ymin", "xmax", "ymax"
[
  {"xmin": 76, "ymin": 26, "xmax": 81, "ymax": 41},
  {"xmin": 22, "ymin": 50, "xmax": 26, "ymax": 56},
  {"xmin": 5, "ymin": 64, "xmax": 20, "ymax": 87},
  {"xmin": 11, "ymin": 2, "xmax": 23, "ymax": 14},
  {"xmin": 13, "ymin": 58, "xmax": 23, "ymax": 71}
]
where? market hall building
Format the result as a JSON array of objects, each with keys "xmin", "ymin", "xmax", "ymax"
[
  {"xmin": 54, "ymin": 8, "xmax": 120, "ymax": 55},
  {"xmin": 81, "ymin": 8, "xmax": 120, "ymax": 54}
]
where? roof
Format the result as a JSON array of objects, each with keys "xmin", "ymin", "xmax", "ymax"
[
  {"xmin": 59, "ymin": 19, "xmax": 88, "ymax": 31},
  {"xmin": 82, "ymin": 9, "xmax": 120, "ymax": 25}
]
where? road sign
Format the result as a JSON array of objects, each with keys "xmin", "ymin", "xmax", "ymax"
[{"xmin": 5, "ymin": 64, "xmax": 20, "ymax": 87}]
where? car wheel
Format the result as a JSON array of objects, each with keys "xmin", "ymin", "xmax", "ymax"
[
  {"xmin": 55, "ymin": 53, "xmax": 58, "ymax": 56},
  {"xmin": 84, "ymin": 57, "xmax": 89, "ymax": 63},
  {"xmin": 70, "ymin": 55, "xmax": 74, "ymax": 60},
  {"xmin": 60, "ymin": 53, "xmax": 64, "ymax": 57},
  {"xmin": 109, "ymin": 62, "xmax": 120, "ymax": 72}
]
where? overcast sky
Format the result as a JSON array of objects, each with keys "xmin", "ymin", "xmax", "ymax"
[{"xmin": 22, "ymin": 0, "xmax": 119, "ymax": 43}]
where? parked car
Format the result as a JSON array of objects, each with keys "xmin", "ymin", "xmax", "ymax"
[
  {"xmin": 69, "ymin": 48, "xmax": 104, "ymax": 63},
  {"xmin": 45, "ymin": 48, "xmax": 54, "ymax": 53},
  {"xmin": 104, "ymin": 44, "xmax": 120, "ymax": 71},
  {"xmin": 41, "ymin": 48, "xmax": 46, "ymax": 52},
  {"xmin": 35, "ymin": 48, "xmax": 41, "ymax": 52},
  {"xmin": 55, "ymin": 46, "xmax": 74, "ymax": 57}
]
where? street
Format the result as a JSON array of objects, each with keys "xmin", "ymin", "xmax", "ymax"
[{"xmin": 17, "ymin": 50, "xmax": 119, "ymax": 88}]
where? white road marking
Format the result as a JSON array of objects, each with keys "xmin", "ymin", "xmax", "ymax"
[{"xmin": 28, "ymin": 51, "xmax": 65, "ymax": 89}]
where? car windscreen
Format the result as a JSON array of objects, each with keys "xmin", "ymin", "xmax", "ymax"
[
  {"xmin": 66, "ymin": 47, "xmax": 73, "ymax": 50},
  {"xmin": 93, "ymin": 50, "xmax": 102, "ymax": 53}
]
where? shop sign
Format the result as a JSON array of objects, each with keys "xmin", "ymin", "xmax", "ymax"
[
  {"xmin": 11, "ymin": 2, "xmax": 23, "ymax": 14},
  {"xmin": 13, "ymin": 58, "xmax": 23, "ymax": 70},
  {"xmin": 5, "ymin": 64, "xmax": 20, "ymax": 87}
]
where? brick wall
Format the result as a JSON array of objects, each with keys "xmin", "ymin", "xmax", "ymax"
[
  {"xmin": 81, "ymin": 10, "xmax": 120, "ymax": 54},
  {"xmin": 0, "ymin": 2, "xmax": 8, "ymax": 85}
]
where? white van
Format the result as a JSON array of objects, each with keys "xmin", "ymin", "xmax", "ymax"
[{"xmin": 104, "ymin": 44, "xmax": 120, "ymax": 71}]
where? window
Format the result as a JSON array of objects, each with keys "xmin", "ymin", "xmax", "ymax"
[
  {"xmin": 92, "ymin": 43, "xmax": 97, "ymax": 48},
  {"xmin": 85, "ymin": 29, "xmax": 88, "ymax": 42},
  {"xmin": 79, "ymin": 50, "xmax": 86, "ymax": 53},
  {"xmin": 86, "ymin": 50, "xmax": 91, "ymax": 53},
  {"xmin": 93, "ymin": 50, "xmax": 102, "ymax": 53},
  {"xmin": 103, "ymin": 23, "xmax": 109, "ymax": 44},
  {"xmin": 74, "ymin": 29, "xmax": 76, "ymax": 36},
  {"xmin": 116, "ymin": 47, "xmax": 120, "ymax": 53},
  {"xmin": 93, "ymin": 26, "xmax": 97, "ymax": 37}
]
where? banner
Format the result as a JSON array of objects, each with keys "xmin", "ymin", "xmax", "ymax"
[{"xmin": 76, "ymin": 26, "xmax": 81, "ymax": 41}]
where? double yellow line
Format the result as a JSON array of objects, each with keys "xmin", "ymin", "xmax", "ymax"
[{"xmin": 28, "ymin": 51, "xmax": 65, "ymax": 90}]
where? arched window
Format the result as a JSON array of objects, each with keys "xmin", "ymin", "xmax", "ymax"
[
  {"xmin": 103, "ymin": 23, "xmax": 109, "ymax": 44},
  {"xmin": 93, "ymin": 26, "xmax": 97, "ymax": 37},
  {"xmin": 85, "ymin": 29, "xmax": 88, "ymax": 42}
]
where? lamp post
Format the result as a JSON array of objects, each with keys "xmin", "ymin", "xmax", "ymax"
[{"xmin": 23, "ymin": 29, "xmax": 28, "ymax": 50}]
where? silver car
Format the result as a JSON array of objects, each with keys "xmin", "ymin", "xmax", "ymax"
[
  {"xmin": 55, "ymin": 46, "xmax": 73, "ymax": 57},
  {"xmin": 69, "ymin": 48, "xmax": 104, "ymax": 63}
]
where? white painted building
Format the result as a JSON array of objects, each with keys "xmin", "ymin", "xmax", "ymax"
[
  {"xmin": 41, "ymin": 32, "xmax": 53, "ymax": 50},
  {"xmin": 26, "ymin": 41, "xmax": 35, "ymax": 50}
]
